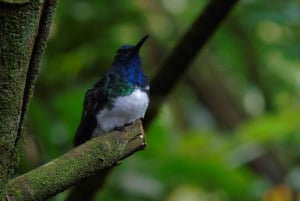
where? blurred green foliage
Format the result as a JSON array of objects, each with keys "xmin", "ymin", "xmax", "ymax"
[{"xmin": 18, "ymin": 0, "xmax": 300, "ymax": 200}]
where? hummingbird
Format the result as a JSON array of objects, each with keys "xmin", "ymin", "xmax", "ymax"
[{"xmin": 74, "ymin": 36, "xmax": 150, "ymax": 146}]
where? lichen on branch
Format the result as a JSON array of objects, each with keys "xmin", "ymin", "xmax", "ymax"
[{"xmin": 6, "ymin": 120, "xmax": 146, "ymax": 201}]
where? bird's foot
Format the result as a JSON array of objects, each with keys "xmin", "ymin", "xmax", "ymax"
[
  {"xmin": 124, "ymin": 122, "xmax": 134, "ymax": 127},
  {"xmin": 114, "ymin": 126, "xmax": 125, "ymax": 132},
  {"xmin": 114, "ymin": 122, "xmax": 134, "ymax": 132}
]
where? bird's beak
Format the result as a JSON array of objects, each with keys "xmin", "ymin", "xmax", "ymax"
[{"xmin": 134, "ymin": 35, "xmax": 149, "ymax": 52}]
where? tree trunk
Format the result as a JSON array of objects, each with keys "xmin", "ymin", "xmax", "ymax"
[{"xmin": 0, "ymin": 0, "xmax": 56, "ymax": 197}]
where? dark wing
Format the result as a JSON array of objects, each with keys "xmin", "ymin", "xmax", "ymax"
[{"xmin": 73, "ymin": 75, "xmax": 111, "ymax": 146}]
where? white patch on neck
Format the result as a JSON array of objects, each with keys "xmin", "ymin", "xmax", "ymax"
[{"xmin": 93, "ymin": 88, "xmax": 149, "ymax": 137}]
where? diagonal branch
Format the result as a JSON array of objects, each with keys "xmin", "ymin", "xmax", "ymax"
[
  {"xmin": 6, "ymin": 120, "xmax": 146, "ymax": 201},
  {"xmin": 145, "ymin": 0, "xmax": 239, "ymax": 127}
]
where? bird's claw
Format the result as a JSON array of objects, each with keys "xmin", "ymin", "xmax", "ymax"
[
  {"xmin": 114, "ymin": 122, "xmax": 134, "ymax": 132},
  {"xmin": 114, "ymin": 126, "xmax": 124, "ymax": 132}
]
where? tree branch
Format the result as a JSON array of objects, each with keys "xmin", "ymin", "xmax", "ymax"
[
  {"xmin": 16, "ymin": 0, "xmax": 58, "ymax": 146},
  {"xmin": 145, "ymin": 0, "xmax": 239, "ymax": 127},
  {"xmin": 6, "ymin": 120, "xmax": 146, "ymax": 201}
]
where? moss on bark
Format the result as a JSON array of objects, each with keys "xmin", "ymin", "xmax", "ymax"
[
  {"xmin": 0, "ymin": 0, "xmax": 57, "ymax": 196},
  {"xmin": 7, "ymin": 120, "xmax": 146, "ymax": 201},
  {"xmin": 0, "ymin": 0, "xmax": 42, "ymax": 197}
]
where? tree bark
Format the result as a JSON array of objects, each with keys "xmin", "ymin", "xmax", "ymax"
[
  {"xmin": 0, "ymin": 0, "xmax": 57, "ymax": 197},
  {"xmin": 6, "ymin": 120, "xmax": 146, "ymax": 201}
]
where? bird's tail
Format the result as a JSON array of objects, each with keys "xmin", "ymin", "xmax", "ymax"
[{"xmin": 73, "ymin": 114, "xmax": 97, "ymax": 146}]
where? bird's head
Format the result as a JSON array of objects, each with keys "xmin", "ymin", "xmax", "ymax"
[{"xmin": 112, "ymin": 35, "xmax": 148, "ymax": 68}]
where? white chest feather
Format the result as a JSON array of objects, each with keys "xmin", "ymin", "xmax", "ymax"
[{"xmin": 94, "ymin": 88, "xmax": 149, "ymax": 136}]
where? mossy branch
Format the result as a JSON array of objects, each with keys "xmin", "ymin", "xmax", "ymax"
[{"xmin": 6, "ymin": 120, "xmax": 146, "ymax": 201}]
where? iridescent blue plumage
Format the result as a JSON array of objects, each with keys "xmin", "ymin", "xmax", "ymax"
[
  {"xmin": 111, "ymin": 44, "xmax": 148, "ymax": 90},
  {"xmin": 74, "ymin": 36, "xmax": 149, "ymax": 146}
]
